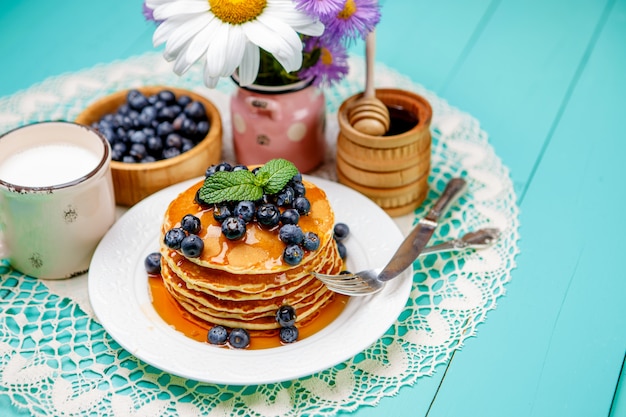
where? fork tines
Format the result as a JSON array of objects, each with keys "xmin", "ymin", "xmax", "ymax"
[{"xmin": 313, "ymin": 273, "xmax": 374, "ymax": 294}]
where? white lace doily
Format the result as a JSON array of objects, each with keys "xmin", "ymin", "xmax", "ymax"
[{"xmin": 0, "ymin": 53, "xmax": 520, "ymax": 417}]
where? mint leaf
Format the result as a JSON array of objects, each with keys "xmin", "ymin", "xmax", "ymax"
[
  {"xmin": 197, "ymin": 159, "xmax": 301, "ymax": 205},
  {"xmin": 257, "ymin": 159, "xmax": 299, "ymax": 195},
  {"xmin": 199, "ymin": 170, "xmax": 263, "ymax": 204}
]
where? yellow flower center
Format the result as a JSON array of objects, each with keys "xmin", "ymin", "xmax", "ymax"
[
  {"xmin": 321, "ymin": 47, "xmax": 333, "ymax": 66},
  {"xmin": 338, "ymin": 0, "xmax": 356, "ymax": 19},
  {"xmin": 209, "ymin": 0, "xmax": 266, "ymax": 25}
]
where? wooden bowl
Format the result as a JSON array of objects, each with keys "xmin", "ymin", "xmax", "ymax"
[{"xmin": 75, "ymin": 86, "xmax": 222, "ymax": 206}]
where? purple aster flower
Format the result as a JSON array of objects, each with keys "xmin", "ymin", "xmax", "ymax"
[
  {"xmin": 293, "ymin": 0, "xmax": 345, "ymax": 18},
  {"xmin": 299, "ymin": 36, "xmax": 350, "ymax": 87},
  {"xmin": 322, "ymin": 0, "xmax": 381, "ymax": 41},
  {"xmin": 142, "ymin": 1, "xmax": 159, "ymax": 23}
]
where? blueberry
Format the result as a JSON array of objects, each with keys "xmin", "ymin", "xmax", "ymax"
[
  {"xmin": 164, "ymin": 227, "xmax": 186, "ymax": 249},
  {"xmin": 117, "ymin": 103, "xmax": 130, "ymax": 115},
  {"xmin": 184, "ymin": 101, "xmax": 206, "ymax": 120},
  {"xmin": 292, "ymin": 172, "xmax": 303, "ymax": 182},
  {"xmin": 153, "ymin": 100, "xmax": 166, "ymax": 111},
  {"xmin": 336, "ymin": 240, "xmax": 347, "ymax": 259},
  {"xmin": 99, "ymin": 127, "xmax": 116, "ymax": 143},
  {"xmin": 194, "ymin": 189, "xmax": 212, "ymax": 209},
  {"xmin": 157, "ymin": 106, "xmax": 176, "ymax": 122},
  {"xmin": 213, "ymin": 205, "xmax": 232, "ymax": 223},
  {"xmin": 279, "ymin": 326, "xmax": 299, "ymax": 344},
  {"xmin": 144, "ymin": 252, "xmax": 161, "ymax": 275},
  {"xmin": 181, "ymin": 118, "xmax": 198, "ymax": 137},
  {"xmin": 229, "ymin": 328, "xmax": 250, "ymax": 349},
  {"xmin": 279, "ymin": 224, "xmax": 304, "ymax": 245},
  {"xmin": 275, "ymin": 305, "xmax": 296, "ymax": 327},
  {"xmin": 177, "ymin": 95, "xmax": 192, "ymax": 108},
  {"xmin": 157, "ymin": 90, "xmax": 176, "ymax": 104},
  {"xmin": 165, "ymin": 132, "xmax": 183, "ymax": 149},
  {"xmin": 207, "ymin": 325, "xmax": 228, "ymax": 345},
  {"xmin": 157, "ymin": 121, "xmax": 175, "ymax": 138},
  {"xmin": 111, "ymin": 149, "xmax": 123, "ymax": 161},
  {"xmin": 181, "ymin": 138, "xmax": 195, "ymax": 152},
  {"xmin": 146, "ymin": 136, "xmax": 163, "ymax": 155},
  {"xmin": 115, "ymin": 127, "xmax": 128, "ymax": 142},
  {"xmin": 195, "ymin": 120, "xmax": 209, "ymax": 140},
  {"xmin": 276, "ymin": 186, "xmax": 295, "ymax": 207},
  {"xmin": 127, "ymin": 89, "xmax": 148, "ymax": 110},
  {"xmin": 130, "ymin": 130, "xmax": 147, "ymax": 144},
  {"xmin": 302, "ymin": 232, "xmax": 320, "ymax": 251},
  {"xmin": 292, "ymin": 196, "xmax": 311, "ymax": 215},
  {"xmin": 112, "ymin": 141, "xmax": 127, "ymax": 154},
  {"xmin": 172, "ymin": 113, "xmax": 187, "ymax": 131},
  {"xmin": 221, "ymin": 216, "xmax": 246, "ymax": 240},
  {"xmin": 280, "ymin": 209, "xmax": 300, "ymax": 225},
  {"xmin": 122, "ymin": 155, "xmax": 136, "ymax": 163},
  {"xmin": 215, "ymin": 162, "xmax": 232, "ymax": 172},
  {"xmin": 231, "ymin": 164, "xmax": 248, "ymax": 172},
  {"xmin": 142, "ymin": 155, "xmax": 157, "ymax": 163},
  {"xmin": 180, "ymin": 234, "xmax": 204, "ymax": 258},
  {"xmin": 256, "ymin": 203, "xmax": 280, "ymax": 227},
  {"xmin": 283, "ymin": 244, "xmax": 304, "ymax": 265},
  {"xmin": 234, "ymin": 201, "xmax": 256, "ymax": 222},
  {"xmin": 181, "ymin": 214, "xmax": 201, "ymax": 234},
  {"xmin": 129, "ymin": 143, "xmax": 147, "ymax": 160},
  {"xmin": 205, "ymin": 164, "xmax": 218, "ymax": 177},
  {"xmin": 162, "ymin": 147, "xmax": 181, "ymax": 159},
  {"xmin": 142, "ymin": 127, "xmax": 156, "ymax": 137},
  {"xmin": 138, "ymin": 105, "xmax": 157, "ymax": 126},
  {"xmin": 333, "ymin": 223, "xmax": 350, "ymax": 241},
  {"xmin": 291, "ymin": 180, "xmax": 306, "ymax": 197}
]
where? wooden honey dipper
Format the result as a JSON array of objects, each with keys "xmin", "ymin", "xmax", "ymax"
[{"xmin": 348, "ymin": 29, "xmax": 390, "ymax": 136}]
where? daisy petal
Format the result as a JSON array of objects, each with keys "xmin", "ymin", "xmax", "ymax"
[
  {"xmin": 184, "ymin": 15, "xmax": 219, "ymax": 66},
  {"xmin": 204, "ymin": 23, "xmax": 230, "ymax": 78},
  {"xmin": 238, "ymin": 43, "xmax": 260, "ymax": 86},
  {"xmin": 202, "ymin": 70, "xmax": 221, "ymax": 89},
  {"xmin": 244, "ymin": 20, "xmax": 301, "ymax": 72},
  {"xmin": 163, "ymin": 13, "xmax": 211, "ymax": 61},
  {"xmin": 145, "ymin": 0, "xmax": 171, "ymax": 8},
  {"xmin": 265, "ymin": 3, "xmax": 325, "ymax": 36},
  {"xmin": 152, "ymin": 0, "xmax": 209, "ymax": 21},
  {"xmin": 153, "ymin": 15, "xmax": 188, "ymax": 47},
  {"xmin": 172, "ymin": 43, "xmax": 196, "ymax": 76},
  {"xmin": 220, "ymin": 28, "xmax": 247, "ymax": 77}
]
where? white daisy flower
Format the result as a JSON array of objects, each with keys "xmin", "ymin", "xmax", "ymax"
[{"xmin": 146, "ymin": 0, "xmax": 324, "ymax": 87}]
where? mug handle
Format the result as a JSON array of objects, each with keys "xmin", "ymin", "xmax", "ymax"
[{"xmin": 244, "ymin": 97, "xmax": 282, "ymax": 121}]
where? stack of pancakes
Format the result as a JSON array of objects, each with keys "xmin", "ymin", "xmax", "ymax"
[{"xmin": 159, "ymin": 179, "xmax": 343, "ymax": 331}]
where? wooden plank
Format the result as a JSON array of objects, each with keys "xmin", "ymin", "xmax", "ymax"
[
  {"xmin": 374, "ymin": 0, "xmax": 495, "ymax": 92},
  {"xmin": 0, "ymin": 0, "xmax": 151, "ymax": 98},
  {"xmin": 439, "ymin": 0, "xmax": 611, "ymax": 196},
  {"xmin": 428, "ymin": 0, "xmax": 626, "ymax": 416}
]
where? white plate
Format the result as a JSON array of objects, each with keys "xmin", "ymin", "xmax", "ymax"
[{"xmin": 88, "ymin": 176, "xmax": 412, "ymax": 385}]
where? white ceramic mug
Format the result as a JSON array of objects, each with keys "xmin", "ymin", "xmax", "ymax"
[{"xmin": 0, "ymin": 121, "xmax": 116, "ymax": 279}]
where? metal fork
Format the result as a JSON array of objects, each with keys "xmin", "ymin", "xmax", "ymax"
[{"xmin": 313, "ymin": 228, "xmax": 500, "ymax": 296}]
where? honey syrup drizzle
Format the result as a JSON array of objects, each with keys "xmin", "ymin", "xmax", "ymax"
[{"xmin": 149, "ymin": 275, "xmax": 348, "ymax": 350}]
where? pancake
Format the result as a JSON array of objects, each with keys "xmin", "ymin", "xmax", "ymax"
[
  {"xmin": 158, "ymin": 171, "xmax": 344, "ymax": 331},
  {"xmin": 161, "ymin": 179, "xmax": 335, "ymax": 274}
]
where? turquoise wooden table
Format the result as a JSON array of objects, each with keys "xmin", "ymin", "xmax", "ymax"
[{"xmin": 1, "ymin": 0, "xmax": 625, "ymax": 416}]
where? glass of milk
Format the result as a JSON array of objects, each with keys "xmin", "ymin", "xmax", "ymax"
[{"xmin": 0, "ymin": 121, "xmax": 116, "ymax": 279}]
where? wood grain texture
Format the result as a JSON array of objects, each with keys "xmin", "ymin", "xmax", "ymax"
[{"xmin": 2, "ymin": 0, "xmax": 626, "ymax": 416}]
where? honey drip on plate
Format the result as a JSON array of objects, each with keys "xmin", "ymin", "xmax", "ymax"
[{"xmin": 149, "ymin": 275, "xmax": 349, "ymax": 349}]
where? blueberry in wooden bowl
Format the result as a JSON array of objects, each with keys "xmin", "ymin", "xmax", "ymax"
[{"xmin": 75, "ymin": 86, "xmax": 222, "ymax": 206}]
